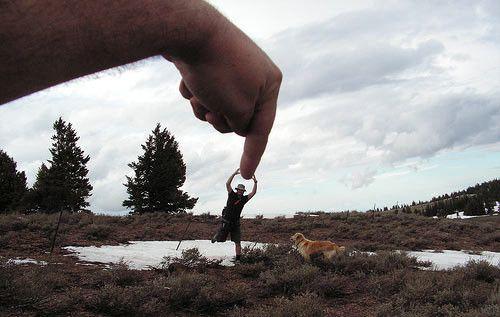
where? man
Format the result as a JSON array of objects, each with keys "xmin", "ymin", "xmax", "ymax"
[
  {"xmin": 0, "ymin": 0, "xmax": 282, "ymax": 179},
  {"xmin": 212, "ymin": 168, "xmax": 257, "ymax": 261}
]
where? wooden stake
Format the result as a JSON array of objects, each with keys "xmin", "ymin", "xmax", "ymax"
[
  {"xmin": 50, "ymin": 208, "xmax": 64, "ymax": 254},
  {"xmin": 176, "ymin": 220, "xmax": 192, "ymax": 251}
]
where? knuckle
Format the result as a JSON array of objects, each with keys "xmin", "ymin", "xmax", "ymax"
[
  {"xmin": 273, "ymin": 66, "xmax": 283, "ymax": 84},
  {"xmin": 195, "ymin": 113, "xmax": 206, "ymax": 121},
  {"xmin": 211, "ymin": 123, "xmax": 231, "ymax": 134},
  {"xmin": 233, "ymin": 126, "xmax": 249, "ymax": 137}
]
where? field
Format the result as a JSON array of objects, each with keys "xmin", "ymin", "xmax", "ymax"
[{"xmin": 1, "ymin": 211, "xmax": 499, "ymax": 316}]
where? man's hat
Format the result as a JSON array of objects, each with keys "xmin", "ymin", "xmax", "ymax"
[{"xmin": 235, "ymin": 184, "xmax": 246, "ymax": 191}]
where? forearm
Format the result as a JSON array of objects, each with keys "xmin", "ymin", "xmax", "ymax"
[
  {"xmin": 250, "ymin": 182, "xmax": 257, "ymax": 195},
  {"xmin": 0, "ymin": 0, "xmax": 221, "ymax": 104},
  {"xmin": 226, "ymin": 173, "xmax": 236, "ymax": 186}
]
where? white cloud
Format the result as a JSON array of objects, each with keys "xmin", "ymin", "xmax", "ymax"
[
  {"xmin": 1, "ymin": 1, "xmax": 499, "ymax": 214},
  {"xmin": 340, "ymin": 168, "xmax": 377, "ymax": 189}
]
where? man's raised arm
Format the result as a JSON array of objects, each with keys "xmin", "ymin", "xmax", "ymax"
[
  {"xmin": 247, "ymin": 175, "xmax": 258, "ymax": 200},
  {"xmin": 226, "ymin": 168, "xmax": 239, "ymax": 193},
  {"xmin": 0, "ymin": 0, "xmax": 282, "ymax": 179}
]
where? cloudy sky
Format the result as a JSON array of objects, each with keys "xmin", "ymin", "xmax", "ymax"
[{"xmin": 1, "ymin": 0, "xmax": 499, "ymax": 216}]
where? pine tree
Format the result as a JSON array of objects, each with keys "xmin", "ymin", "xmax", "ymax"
[
  {"xmin": 25, "ymin": 163, "xmax": 55, "ymax": 212},
  {"xmin": 464, "ymin": 197, "xmax": 484, "ymax": 216},
  {"xmin": 0, "ymin": 150, "xmax": 27, "ymax": 212},
  {"xmin": 29, "ymin": 118, "xmax": 92, "ymax": 213},
  {"xmin": 123, "ymin": 123, "xmax": 197, "ymax": 214}
]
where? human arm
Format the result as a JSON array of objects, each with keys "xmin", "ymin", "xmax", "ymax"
[
  {"xmin": 0, "ymin": 0, "xmax": 282, "ymax": 179},
  {"xmin": 247, "ymin": 175, "xmax": 258, "ymax": 200},
  {"xmin": 226, "ymin": 168, "xmax": 239, "ymax": 193}
]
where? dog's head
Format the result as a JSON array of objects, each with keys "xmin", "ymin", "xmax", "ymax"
[{"xmin": 290, "ymin": 232, "xmax": 305, "ymax": 245}]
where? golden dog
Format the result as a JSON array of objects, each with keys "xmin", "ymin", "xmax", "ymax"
[{"xmin": 290, "ymin": 233, "xmax": 345, "ymax": 262}]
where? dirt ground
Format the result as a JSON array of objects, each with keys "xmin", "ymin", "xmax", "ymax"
[
  {"xmin": 1, "ymin": 210, "xmax": 499, "ymax": 257},
  {"xmin": 1, "ymin": 211, "xmax": 499, "ymax": 317}
]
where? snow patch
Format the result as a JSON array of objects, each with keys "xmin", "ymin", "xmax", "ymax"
[
  {"xmin": 407, "ymin": 250, "xmax": 500, "ymax": 270},
  {"xmin": 242, "ymin": 212, "xmax": 294, "ymax": 219},
  {"xmin": 6, "ymin": 258, "xmax": 48, "ymax": 266},
  {"xmin": 64, "ymin": 241, "xmax": 500, "ymax": 271},
  {"xmin": 64, "ymin": 240, "xmax": 266, "ymax": 270},
  {"xmin": 446, "ymin": 211, "xmax": 499, "ymax": 219}
]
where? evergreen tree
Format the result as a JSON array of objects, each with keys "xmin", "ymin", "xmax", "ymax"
[
  {"xmin": 423, "ymin": 205, "xmax": 437, "ymax": 217},
  {"xmin": 0, "ymin": 150, "xmax": 27, "ymax": 212},
  {"xmin": 464, "ymin": 197, "xmax": 484, "ymax": 216},
  {"xmin": 123, "ymin": 123, "xmax": 197, "ymax": 214},
  {"xmin": 29, "ymin": 118, "xmax": 92, "ymax": 213},
  {"xmin": 25, "ymin": 163, "xmax": 55, "ymax": 212}
]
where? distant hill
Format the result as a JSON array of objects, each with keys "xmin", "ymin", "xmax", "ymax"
[{"xmin": 379, "ymin": 179, "xmax": 500, "ymax": 217}]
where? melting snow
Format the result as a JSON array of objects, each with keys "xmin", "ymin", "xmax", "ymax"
[
  {"xmin": 64, "ymin": 240, "xmax": 500, "ymax": 271},
  {"xmin": 446, "ymin": 211, "xmax": 499, "ymax": 219},
  {"xmin": 407, "ymin": 250, "xmax": 500, "ymax": 270},
  {"xmin": 6, "ymin": 258, "xmax": 48, "ymax": 266},
  {"xmin": 64, "ymin": 240, "xmax": 266, "ymax": 270}
]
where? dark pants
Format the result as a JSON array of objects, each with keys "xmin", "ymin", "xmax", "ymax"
[{"xmin": 214, "ymin": 218, "xmax": 241, "ymax": 243}]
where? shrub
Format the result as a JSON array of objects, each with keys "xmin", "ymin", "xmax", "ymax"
[
  {"xmin": 230, "ymin": 292, "xmax": 325, "ymax": 317},
  {"xmin": 166, "ymin": 273, "xmax": 249, "ymax": 313},
  {"xmin": 0, "ymin": 231, "xmax": 16, "ymax": 248},
  {"xmin": 32, "ymin": 289, "xmax": 81, "ymax": 316},
  {"xmin": 198, "ymin": 212, "xmax": 217, "ymax": 221},
  {"xmin": 369, "ymin": 270, "xmax": 407, "ymax": 298},
  {"xmin": 330, "ymin": 251, "xmax": 428, "ymax": 276},
  {"xmin": 400, "ymin": 236, "xmax": 427, "ymax": 250},
  {"xmin": 0, "ymin": 262, "xmax": 71, "ymax": 309},
  {"xmin": 192, "ymin": 281, "xmax": 249, "ymax": 313},
  {"xmin": 160, "ymin": 247, "xmax": 221, "ymax": 273},
  {"xmin": 240, "ymin": 244, "xmax": 295, "ymax": 267},
  {"xmin": 350, "ymin": 240, "xmax": 391, "ymax": 252},
  {"xmin": 310, "ymin": 275, "xmax": 349, "ymax": 298},
  {"xmin": 259, "ymin": 264, "xmax": 319, "ymax": 296},
  {"xmin": 86, "ymin": 282, "xmax": 169, "ymax": 317},
  {"xmin": 460, "ymin": 260, "xmax": 500, "ymax": 283},
  {"xmin": 240, "ymin": 246, "xmax": 271, "ymax": 265},
  {"xmin": 377, "ymin": 302, "xmax": 462, "ymax": 317},
  {"xmin": 109, "ymin": 261, "xmax": 145, "ymax": 286},
  {"xmin": 479, "ymin": 232, "xmax": 500, "ymax": 246},
  {"xmin": 262, "ymin": 220, "xmax": 281, "ymax": 232},
  {"xmin": 165, "ymin": 273, "xmax": 209, "ymax": 308},
  {"xmin": 234, "ymin": 261, "xmax": 267, "ymax": 278},
  {"xmin": 77, "ymin": 215, "xmax": 94, "ymax": 228},
  {"xmin": 85, "ymin": 224, "xmax": 112, "ymax": 240},
  {"xmin": 0, "ymin": 214, "xmax": 29, "ymax": 233},
  {"xmin": 375, "ymin": 262, "xmax": 500, "ymax": 316},
  {"xmin": 461, "ymin": 286, "xmax": 500, "ymax": 317}
]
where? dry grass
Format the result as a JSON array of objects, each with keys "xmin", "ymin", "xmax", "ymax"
[{"xmin": 0, "ymin": 211, "xmax": 499, "ymax": 316}]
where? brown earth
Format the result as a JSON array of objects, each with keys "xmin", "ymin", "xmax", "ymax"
[{"xmin": 0, "ymin": 211, "xmax": 499, "ymax": 317}]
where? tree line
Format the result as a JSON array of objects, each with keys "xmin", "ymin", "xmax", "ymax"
[
  {"xmin": 375, "ymin": 179, "xmax": 500, "ymax": 217},
  {"xmin": 0, "ymin": 118, "xmax": 197, "ymax": 214}
]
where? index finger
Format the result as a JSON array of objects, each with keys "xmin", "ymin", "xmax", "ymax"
[{"xmin": 239, "ymin": 97, "xmax": 277, "ymax": 179}]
